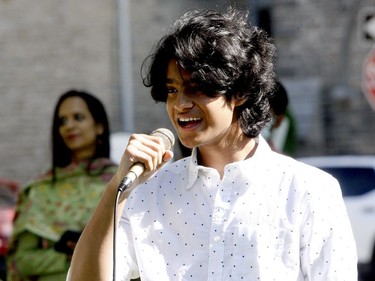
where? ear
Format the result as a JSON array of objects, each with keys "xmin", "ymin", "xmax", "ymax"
[
  {"xmin": 234, "ymin": 96, "xmax": 247, "ymax": 107},
  {"xmin": 273, "ymin": 114, "xmax": 285, "ymax": 129},
  {"xmin": 95, "ymin": 123, "xmax": 104, "ymax": 136}
]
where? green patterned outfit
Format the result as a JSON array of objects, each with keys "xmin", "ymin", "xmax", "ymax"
[{"xmin": 7, "ymin": 158, "xmax": 117, "ymax": 281}]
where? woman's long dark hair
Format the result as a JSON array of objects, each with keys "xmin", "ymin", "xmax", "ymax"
[{"xmin": 51, "ymin": 90, "xmax": 110, "ymax": 172}]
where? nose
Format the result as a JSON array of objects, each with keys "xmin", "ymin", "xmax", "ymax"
[
  {"xmin": 174, "ymin": 92, "xmax": 193, "ymax": 112},
  {"xmin": 61, "ymin": 118, "xmax": 75, "ymax": 130}
]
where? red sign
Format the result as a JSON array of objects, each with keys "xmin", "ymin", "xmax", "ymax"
[{"xmin": 363, "ymin": 45, "xmax": 375, "ymax": 110}]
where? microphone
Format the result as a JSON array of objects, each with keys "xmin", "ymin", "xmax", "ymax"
[{"xmin": 117, "ymin": 128, "xmax": 175, "ymax": 192}]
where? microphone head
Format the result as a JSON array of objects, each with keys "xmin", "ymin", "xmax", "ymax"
[{"xmin": 151, "ymin": 128, "xmax": 175, "ymax": 150}]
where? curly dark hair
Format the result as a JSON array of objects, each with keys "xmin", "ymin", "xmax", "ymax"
[{"xmin": 142, "ymin": 7, "xmax": 276, "ymax": 137}]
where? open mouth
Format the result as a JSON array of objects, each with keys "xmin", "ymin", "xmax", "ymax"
[
  {"xmin": 178, "ymin": 117, "xmax": 202, "ymax": 128},
  {"xmin": 66, "ymin": 134, "xmax": 79, "ymax": 141}
]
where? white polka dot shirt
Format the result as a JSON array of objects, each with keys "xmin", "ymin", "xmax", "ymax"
[{"xmin": 117, "ymin": 136, "xmax": 358, "ymax": 280}]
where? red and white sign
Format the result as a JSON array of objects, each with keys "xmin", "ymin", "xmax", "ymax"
[{"xmin": 362, "ymin": 45, "xmax": 375, "ymax": 110}]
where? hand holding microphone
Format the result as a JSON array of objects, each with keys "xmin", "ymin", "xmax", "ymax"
[{"xmin": 117, "ymin": 128, "xmax": 175, "ymax": 192}]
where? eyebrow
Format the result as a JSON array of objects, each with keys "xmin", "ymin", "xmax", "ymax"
[
  {"xmin": 165, "ymin": 78, "xmax": 176, "ymax": 84},
  {"xmin": 58, "ymin": 110, "xmax": 85, "ymax": 117}
]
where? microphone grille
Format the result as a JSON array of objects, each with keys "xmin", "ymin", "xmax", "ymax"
[{"xmin": 151, "ymin": 128, "xmax": 175, "ymax": 150}]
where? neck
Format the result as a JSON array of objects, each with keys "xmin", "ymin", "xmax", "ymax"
[
  {"xmin": 197, "ymin": 135, "xmax": 257, "ymax": 179},
  {"xmin": 72, "ymin": 151, "xmax": 95, "ymax": 163}
]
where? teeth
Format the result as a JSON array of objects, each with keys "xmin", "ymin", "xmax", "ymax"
[{"xmin": 179, "ymin": 117, "xmax": 201, "ymax": 122}]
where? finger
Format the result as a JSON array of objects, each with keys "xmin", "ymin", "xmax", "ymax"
[
  {"xmin": 162, "ymin": 150, "xmax": 174, "ymax": 163},
  {"xmin": 126, "ymin": 135, "xmax": 166, "ymax": 171}
]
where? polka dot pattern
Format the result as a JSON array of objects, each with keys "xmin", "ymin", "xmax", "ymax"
[{"xmin": 117, "ymin": 137, "xmax": 357, "ymax": 280}]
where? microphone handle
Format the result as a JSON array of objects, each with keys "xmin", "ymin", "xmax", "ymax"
[
  {"xmin": 116, "ymin": 128, "xmax": 175, "ymax": 193},
  {"xmin": 118, "ymin": 163, "xmax": 145, "ymax": 192}
]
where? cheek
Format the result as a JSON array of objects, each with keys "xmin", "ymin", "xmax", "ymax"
[
  {"xmin": 166, "ymin": 101, "xmax": 174, "ymax": 120},
  {"xmin": 58, "ymin": 127, "xmax": 64, "ymax": 137},
  {"xmin": 86, "ymin": 124, "xmax": 99, "ymax": 139},
  {"xmin": 208, "ymin": 104, "xmax": 235, "ymax": 127}
]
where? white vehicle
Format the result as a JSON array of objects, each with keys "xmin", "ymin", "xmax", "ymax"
[{"xmin": 298, "ymin": 155, "xmax": 375, "ymax": 280}]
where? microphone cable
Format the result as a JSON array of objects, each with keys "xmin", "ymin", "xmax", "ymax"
[
  {"xmin": 113, "ymin": 189, "xmax": 120, "ymax": 281},
  {"xmin": 113, "ymin": 181, "xmax": 129, "ymax": 281}
]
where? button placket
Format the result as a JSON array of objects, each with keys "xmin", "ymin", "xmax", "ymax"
[{"xmin": 207, "ymin": 173, "xmax": 233, "ymax": 280}]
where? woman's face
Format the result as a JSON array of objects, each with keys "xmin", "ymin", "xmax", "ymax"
[
  {"xmin": 165, "ymin": 59, "xmax": 238, "ymax": 149},
  {"xmin": 58, "ymin": 97, "xmax": 103, "ymax": 161}
]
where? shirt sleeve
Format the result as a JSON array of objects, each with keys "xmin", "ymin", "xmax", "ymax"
[
  {"xmin": 8, "ymin": 231, "xmax": 69, "ymax": 278},
  {"xmin": 299, "ymin": 174, "xmax": 358, "ymax": 280}
]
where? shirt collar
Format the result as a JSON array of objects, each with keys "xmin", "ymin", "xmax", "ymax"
[
  {"xmin": 187, "ymin": 148, "xmax": 200, "ymax": 190},
  {"xmin": 186, "ymin": 135, "xmax": 272, "ymax": 189}
]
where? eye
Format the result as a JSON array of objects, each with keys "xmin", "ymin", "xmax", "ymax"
[
  {"xmin": 59, "ymin": 117, "xmax": 68, "ymax": 126},
  {"xmin": 74, "ymin": 113, "xmax": 86, "ymax": 121},
  {"xmin": 166, "ymin": 86, "xmax": 178, "ymax": 95}
]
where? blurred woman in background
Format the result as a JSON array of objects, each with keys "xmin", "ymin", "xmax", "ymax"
[{"xmin": 7, "ymin": 90, "xmax": 117, "ymax": 281}]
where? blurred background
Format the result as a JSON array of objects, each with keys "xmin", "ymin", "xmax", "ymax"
[
  {"xmin": 1, "ymin": 0, "xmax": 375, "ymax": 184},
  {"xmin": 1, "ymin": 0, "xmax": 375, "ymax": 279}
]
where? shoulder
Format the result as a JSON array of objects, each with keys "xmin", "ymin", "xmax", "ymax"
[
  {"xmin": 266, "ymin": 153, "xmax": 346, "ymax": 227},
  {"xmin": 291, "ymin": 155, "xmax": 343, "ymax": 210},
  {"xmin": 20, "ymin": 167, "xmax": 53, "ymax": 194},
  {"xmin": 269, "ymin": 152, "xmax": 341, "ymax": 196},
  {"xmin": 294, "ymin": 157, "xmax": 338, "ymax": 190},
  {"xmin": 274, "ymin": 152, "xmax": 335, "ymax": 180},
  {"xmin": 87, "ymin": 158, "xmax": 118, "ymax": 181}
]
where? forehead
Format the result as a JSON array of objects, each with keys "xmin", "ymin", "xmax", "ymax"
[
  {"xmin": 58, "ymin": 96, "xmax": 89, "ymax": 115},
  {"xmin": 166, "ymin": 59, "xmax": 191, "ymax": 82}
]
